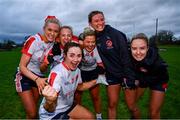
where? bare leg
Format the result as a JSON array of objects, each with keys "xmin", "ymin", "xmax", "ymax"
[
  {"xmin": 90, "ymin": 84, "xmax": 101, "ymax": 114},
  {"xmin": 68, "ymin": 104, "xmax": 94, "ymax": 119},
  {"xmin": 74, "ymin": 90, "xmax": 83, "ymax": 105},
  {"xmin": 107, "ymin": 84, "xmax": 121, "ymax": 119},
  {"xmin": 136, "ymin": 87, "xmax": 146, "ymax": 101},
  {"xmin": 149, "ymin": 90, "xmax": 165, "ymax": 119},
  {"xmin": 124, "ymin": 89, "xmax": 140, "ymax": 119},
  {"xmin": 18, "ymin": 88, "xmax": 39, "ymax": 119}
]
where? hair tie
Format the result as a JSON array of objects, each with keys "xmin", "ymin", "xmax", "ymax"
[{"xmin": 45, "ymin": 15, "xmax": 56, "ymax": 21}]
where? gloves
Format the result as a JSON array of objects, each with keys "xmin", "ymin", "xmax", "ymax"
[
  {"xmin": 121, "ymin": 78, "xmax": 137, "ymax": 89},
  {"xmin": 47, "ymin": 43, "xmax": 61, "ymax": 64},
  {"xmin": 47, "ymin": 55, "xmax": 54, "ymax": 64},
  {"xmin": 96, "ymin": 66, "xmax": 105, "ymax": 74},
  {"xmin": 96, "ymin": 75, "xmax": 109, "ymax": 85},
  {"xmin": 52, "ymin": 43, "xmax": 61, "ymax": 55}
]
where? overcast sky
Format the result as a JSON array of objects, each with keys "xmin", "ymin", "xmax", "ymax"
[{"xmin": 0, "ymin": 0, "xmax": 180, "ymax": 43}]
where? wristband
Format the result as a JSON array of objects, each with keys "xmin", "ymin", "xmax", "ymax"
[{"xmin": 34, "ymin": 76, "xmax": 39, "ymax": 82}]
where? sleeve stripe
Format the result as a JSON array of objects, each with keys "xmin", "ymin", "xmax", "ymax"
[
  {"xmin": 49, "ymin": 72, "xmax": 57, "ymax": 86},
  {"xmin": 21, "ymin": 37, "xmax": 35, "ymax": 56}
]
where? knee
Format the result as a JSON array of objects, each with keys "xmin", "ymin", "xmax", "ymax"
[
  {"xmin": 85, "ymin": 111, "xmax": 95, "ymax": 119},
  {"xmin": 129, "ymin": 106, "xmax": 139, "ymax": 113},
  {"xmin": 126, "ymin": 102, "xmax": 138, "ymax": 112},
  {"xmin": 127, "ymin": 105, "xmax": 140, "ymax": 117},
  {"xmin": 108, "ymin": 101, "xmax": 118, "ymax": 109}
]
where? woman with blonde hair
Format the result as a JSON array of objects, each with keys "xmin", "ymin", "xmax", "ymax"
[{"xmin": 14, "ymin": 16, "xmax": 61, "ymax": 118}]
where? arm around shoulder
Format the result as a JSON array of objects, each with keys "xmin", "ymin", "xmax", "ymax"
[{"xmin": 77, "ymin": 80, "xmax": 97, "ymax": 91}]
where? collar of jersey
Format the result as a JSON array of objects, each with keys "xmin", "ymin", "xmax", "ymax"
[
  {"xmin": 37, "ymin": 33, "xmax": 44, "ymax": 41},
  {"xmin": 60, "ymin": 44, "xmax": 64, "ymax": 50},
  {"xmin": 84, "ymin": 49, "xmax": 94, "ymax": 56},
  {"xmin": 62, "ymin": 61, "xmax": 71, "ymax": 71}
]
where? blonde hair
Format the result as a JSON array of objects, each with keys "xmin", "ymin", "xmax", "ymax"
[
  {"xmin": 82, "ymin": 27, "xmax": 95, "ymax": 40},
  {"xmin": 44, "ymin": 16, "xmax": 61, "ymax": 28}
]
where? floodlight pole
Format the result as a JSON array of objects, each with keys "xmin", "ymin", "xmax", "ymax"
[{"xmin": 155, "ymin": 18, "xmax": 158, "ymax": 41}]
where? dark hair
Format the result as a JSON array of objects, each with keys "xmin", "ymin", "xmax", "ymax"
[
  {"xmin": 78, "ymin": 33, "xmax": 84, "ymax": 40},
  {"xmin": 60, "ymin": 25, "xmax": 73, "ymax": 35},
  {"xmin": 63, "ymin": 42, "xmax": 82, "ymax": 55},
  {"xmin": 131, "ymin": 33, "xmax": 149, "ymax": 46},
  {"xmin": 88, "ymin": 10, "xmax": 104, "ymax": 23}
]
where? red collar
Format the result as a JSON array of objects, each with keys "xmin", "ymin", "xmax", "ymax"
[
  {"xmin": 37, "ymin": 33, "xmax": 44, "ymax": 41},
  {"xmin": 62, "ymin": 61, "xmax": 70, "ymax": 71},
  {"xmin": 60, "ymin": 44, "xmax": 64, "ymax": 50},
  {"xmin": 85, "ymin": 50, "xmax": 94, "ymax": 56}
]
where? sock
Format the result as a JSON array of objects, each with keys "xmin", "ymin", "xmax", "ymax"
[{"xmin": 96, "ymin": 113, "xmax": 102, "ymax": 119}]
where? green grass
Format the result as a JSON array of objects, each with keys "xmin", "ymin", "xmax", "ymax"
[
  {"xmin": 0, "ymin": 45, "xmax": 180, "ymax": 119},
  {"xmin": 158, "ymin": 45, "xmax": 180, "ymax": 118},
  {"xmin": 0, "ymin": 48, "xmax": 24, "ymax": 118}
]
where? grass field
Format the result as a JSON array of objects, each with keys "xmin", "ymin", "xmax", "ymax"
[{"xmin": 0, "ymin": 45, "xmax": 180, "ymax": 119}]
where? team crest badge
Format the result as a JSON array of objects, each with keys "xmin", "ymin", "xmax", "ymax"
[
  {"xmin": 106, "ymin": 40, "xmax": 113, "ymax": 49},
  {"xmin": 140, "ymin": 67, "xmax": 148, "ymax": 72}
]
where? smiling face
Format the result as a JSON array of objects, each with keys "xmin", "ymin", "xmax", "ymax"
[
  {"xmin": 131, "ymin": 39, "xmax": 148, "ymax": 61},
  {"xmin": 59, "ymin": 28, "xmax": 73, "ymax": 46},
  {"xmin": 64, "ymin": 46, "xmax": 82, "ymax": 71},
  {"xmin": 43, "ymin": 23, "xmax": 60, "ymax": 42},
  {"xmin": 89, "ymin": 13, "xmax": 105, "ymax": 32},
  {"xmin": 83, "ymin": 35, "xmax": 96, "ymax": 52}
]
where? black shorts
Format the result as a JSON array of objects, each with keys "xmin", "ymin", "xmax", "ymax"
[
  {"xmin": 81, "ymin": 69, "xmax": 98, "ymax": 82},
  {"xmin": 139, "ymin": 81, "xmax": 168, "ymax": 92},
  {"xmin": 138, "ymin": 70, "xmax": 169, "ymax": 92},
  {"xmin": 105, "ymin": 73, "xmax": 122, "ymax": 85},
  {"xmin": 14, "ymin": 71, "xmax": 43, "ymax": 92},
  {"xmin": 52, "ymin": 103, "xmax": 76, "ymax": 119}
]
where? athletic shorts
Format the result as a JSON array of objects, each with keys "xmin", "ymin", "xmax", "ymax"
[
  {"xmin": 14, "ymin": 71, "xmax": 43, "ymax": 92},
  {"xmin": 105, "ymin": 73, "xmax": 122, "ymax": 85},
  {"xmin": 139, "ymin": 81, "xmax": 168, "ymax": 92},
  {"xmin": 52, "ymin": 103, "xmax": 76, "ymax": 119},
  {"xmin": 81, "ymin": 69, "xmax": 98, "ymax": 82}
]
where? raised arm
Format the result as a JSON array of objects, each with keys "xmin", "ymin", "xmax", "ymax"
[{"xmin": 42, "ymin": 85, "xmax": 58, "ymax": 112}]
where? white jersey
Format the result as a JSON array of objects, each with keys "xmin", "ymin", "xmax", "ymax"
[
  {"xmin": 21, "ymin": 33, "xmax": 54, "ymax": 76},
  {"xmin": 39, "ymin": 62, "xmax": 82, "ymax": 119},
  {"xmin": 80, "ymin": 47, "xmax": 103, "ymax": 71}
]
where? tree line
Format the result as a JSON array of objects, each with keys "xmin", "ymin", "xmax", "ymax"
[
  {"xmin": 0, "ymin": 39, "xmax": 17, "ymax": 51},
  {"xmin": 149, "ymin": 30, "xmax": 180, "ymax": 45},
  {"xmin": 0, "ymin": 29, "xmax": 180, "ymax": 51}
]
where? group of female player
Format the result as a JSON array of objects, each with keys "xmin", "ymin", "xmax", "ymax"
[{"xmin": 14, "ymin": 10, "xmax": 169, "ymax": 119}]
